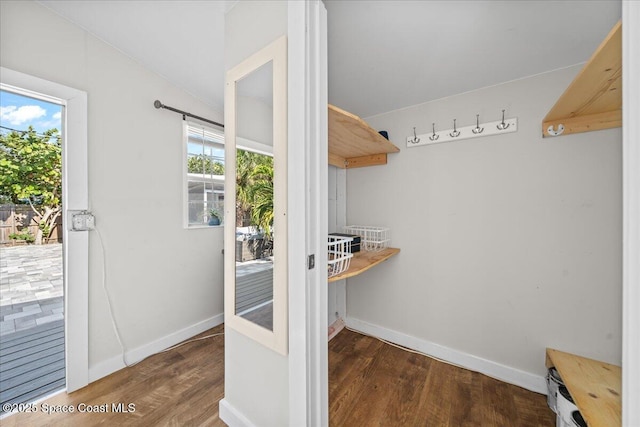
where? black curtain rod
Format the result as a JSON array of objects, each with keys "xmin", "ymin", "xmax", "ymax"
[{"xmin": 153, "ymin": 100, "xmax": 224, "ymax": 128}]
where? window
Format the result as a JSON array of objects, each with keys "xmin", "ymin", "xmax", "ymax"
[{"xmin": 184, "ymin": 122, "xmax": 224, "ymax": 227}]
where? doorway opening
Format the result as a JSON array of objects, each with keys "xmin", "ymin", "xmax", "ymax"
[{"xmin": 0, "ymin": 88, "xmax": 65, "ymax": 410}]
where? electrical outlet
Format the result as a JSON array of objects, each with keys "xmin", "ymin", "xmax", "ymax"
[{"xmin": 72, "ymin": 212, "xmax": 95, "ymax": 231}]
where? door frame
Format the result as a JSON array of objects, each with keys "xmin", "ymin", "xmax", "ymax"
[
  {"xmin": 622, "ymin": 3, "xmax": 640, "ymax": 425},
  {"xmin": 287, "ymin": 1, "xmax": 329, "ymax": 425},
  {"xmin": 1, "ymin": 67, "xmax": 89, "ymax": 392}
]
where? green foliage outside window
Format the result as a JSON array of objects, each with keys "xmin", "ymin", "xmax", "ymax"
[
  {"xmin": 187, "ymin": 154, "xmax": 224, "ymax": 175},
  {"xmin": 0, "ymin": 126, "xmax": 61, "ymax": 244}
]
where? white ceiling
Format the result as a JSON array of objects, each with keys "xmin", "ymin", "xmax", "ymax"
[
  {"xmin": 325, "ymin": 1, "xmax": 620, "ymax": 117},
  {"xmin": 38, "ymin": 0, "xmax": 228, "ymax": 112},
  {"xmin": 39, "ymin": 0, "xmax": 621, "ymax": 119}
]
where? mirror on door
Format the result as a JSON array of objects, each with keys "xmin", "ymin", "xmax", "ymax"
[
  {"xmin": 224, "ymin": 36, "xmax": 287, "ymax": 354},
  {"xmin": 234, "ymin": 60, "xmax": 274, "ymax": 330}
]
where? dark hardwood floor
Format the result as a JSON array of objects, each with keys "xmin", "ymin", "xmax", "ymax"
[
  {"xmin": 1, "ymin": 324, "xmax": 226, "ymax": 427},
  {"xmin": 329, "ymin": 328, "xmax": 556, "ymax": 426},
  {"xmin": 1, "ymin": 324, "xmax": 555, "ymax": 426}
]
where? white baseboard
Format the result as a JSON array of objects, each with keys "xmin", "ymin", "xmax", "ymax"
[
  {"xmin": 328, "ymin": 317, "xmax": 345, "ymax": 341},
  {"xmin": 88, "ymin": 313, "xmax": 224, "ymax": 383},
  {"xmin": 345, "ymin": 316, "xmax": 547, "ymax": 394},
  {"xmin": 219, "ymin": 398, "xmax": 257, "ymax": 427}
]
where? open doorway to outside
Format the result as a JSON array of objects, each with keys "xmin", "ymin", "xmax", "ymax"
[{"xmin": 0, "ymin": 88, "xmax": 65, "ymax": 410}]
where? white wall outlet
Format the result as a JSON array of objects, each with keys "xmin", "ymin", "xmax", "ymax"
[{"xmin": 71, "ymin": 211, "xmax": 95, "ymax": 231}]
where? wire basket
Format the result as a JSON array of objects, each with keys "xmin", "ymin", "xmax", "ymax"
[
  {"xmin": 343, "ymin": 225, "xmax": 390, "ymax": 252},
  {"xmin": 328, "ymin": 235, "xmax": 354, "ymax": 278}
]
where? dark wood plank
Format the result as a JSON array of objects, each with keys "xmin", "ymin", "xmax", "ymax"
[
  {"xmin": 3, "ymin": 324, "xmax": 555, "ymax": 426},
  {"xmin": 329, "ymin": 329, "xmax": 556, "ymax": 427},
  {"xmin": 1, "ymin": 324, "xmax": 227, "ymax": 427},
  {"xmin": 329, "ymin": 332, "xmax": 384, "ymax": 426}
]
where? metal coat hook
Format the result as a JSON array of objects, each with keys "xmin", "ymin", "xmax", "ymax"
[
  {"xmin": 429, "ymin": 123, "xmax": 439, "ymax": 141},
  {"xmin": 497, "ymin": 109, "xmax": 510, "ymax": 130},
  {"xmin": 410, "ymin": 127, "xmax": 420, "ymax": 144},
  {"xmin": 472, "ymin": 114, "xmax": 484, "ymax": 134},
  {"xmin": 449, "ymin": 119, "xmax": 460, "ymax": 137}
]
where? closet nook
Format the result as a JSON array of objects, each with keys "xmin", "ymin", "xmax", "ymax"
[{"xmin": 327, "ymin": 105, "xmax": 400, "ymax": 280}]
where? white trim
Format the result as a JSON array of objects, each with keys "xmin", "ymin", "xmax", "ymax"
[
  {"xmin": 0, "ymin": 67, "xmax": 89, "ymax": 393},
  {"xmin": 287, "ymin": 2, "xmax": 308, "ymax": 425},
  {"xmin": 288, "ymin": 0, "xmax": 329, "ymax": 426},
  {"xmin": 182, "ymin": 121, "xmax": 189, "ymax": 228},
  {"xmin": 328, "ymin": 317, "xmax": 345, "ymax": 341},
  {"xmin": 219, "ymin": 398, "xmax": 258, "ymax": 427},
  {"xmin": 287, "ymin": 2, "xmax": 329, "ymax": 425},
  {"xmin": 88, "ymin": 313, "xmax": 223, "ymax": 382},
  {"xmin": 622, "ymin": 3, "xmax": 640, "ymax": 426},
  {"xmin": 345, "ymin": 316, "xmax": 547, "ymax": 394},
  {"xmin": 237, "ymin": 136, "xmax": 273, "ymax": 156}
]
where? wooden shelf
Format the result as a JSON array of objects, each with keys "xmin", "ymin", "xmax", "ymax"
[
  {"xmin": 328, "ymin": 104, "xmax": 400, "ymax": 168},
  {"xmin": 328, "ymin": 247, "xmax": 400, "ymax": 283},
  {"xmin": 542, "ymin": 21, "xmax": 621, "ymax": 137},
  {"xmin": 546, "ymin": 348, "xmax": 621, "ymax": 427}
]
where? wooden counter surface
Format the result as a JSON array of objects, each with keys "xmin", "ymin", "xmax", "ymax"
[
  {"xmin": 546, "ymin": 348, "xmax": 621, "ymax": 427},
  {"xmin": 328, "ymin": 247, "xmax": 400, "ymax": 283}
]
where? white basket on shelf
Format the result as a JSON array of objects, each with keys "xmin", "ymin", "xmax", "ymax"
[
  {"xmin": 328, "ymin": 235, "xmax": 354, "ymax": 278},
  {"xmin": 343, "ymin": 225, "xmax": 390, "ymax": 252}
]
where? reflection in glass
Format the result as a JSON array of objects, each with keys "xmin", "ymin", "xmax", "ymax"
[
  {"xmin": 186, "ymin": 124, "xmax": 225, "ymax": 226},
  {"xmin": 234, "ymin": 61, "xmax": 274, "ymax": 331}
]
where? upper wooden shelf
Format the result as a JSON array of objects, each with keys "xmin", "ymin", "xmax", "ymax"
[
  {"xmin": 542, "ymin": 21, "xmax": 621, "ymax": 138},
  {"xmin": 328, "ymin": 104, "xmax": 400, "ymax": 168},
  {"xmin": 328, "ymin": 247, "xmax": 400, "ymax": 283},
  {"xmin": 546, "ymin": 348, "xmax": 621, "ymax": 427}
]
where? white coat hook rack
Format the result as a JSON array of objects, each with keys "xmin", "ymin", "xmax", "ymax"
[{"xmin": 406, "ymin": 110, "xmax": 517, "ymax": 148}]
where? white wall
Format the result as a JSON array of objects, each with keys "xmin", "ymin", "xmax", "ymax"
[
  {"xmin": 238, "ymin": 95, "xmax": 273, "ymax": 147},
  {"xmin": 345, "ymin": 65, "xmax": 622, "ymax": 390},
  {"xmin": 1, "ymin": 0, "xmax": 224, "ymax": 380}
]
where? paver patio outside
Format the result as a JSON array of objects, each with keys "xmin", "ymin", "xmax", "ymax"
[{"xmin": 0, "ymin": 243, "xmax": 63, "ymax": 336}]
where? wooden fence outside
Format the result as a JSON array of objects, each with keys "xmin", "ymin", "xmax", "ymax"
[{"xmin": 0, "ymin": 204, "xmax": 63, "ymax": 245}]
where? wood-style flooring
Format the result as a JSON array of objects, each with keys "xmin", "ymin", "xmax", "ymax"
[
  {"xmin": 330, "ymin": 328, "xmax": 556, "ymax": 426},
  {"xmin": 1, "ymin": 324, "xmax": 555, "ymax": 426},
  {"xmin": 0, "ymin": 324, "xmax": 226, "ymax": 427}
]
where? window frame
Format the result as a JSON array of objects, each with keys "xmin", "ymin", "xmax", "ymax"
[{"xmin": 183, "ymin": 121, "xmax": 225, "ymax": 229}]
